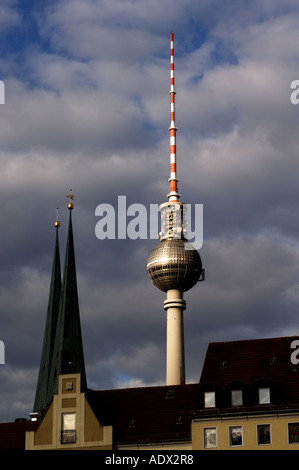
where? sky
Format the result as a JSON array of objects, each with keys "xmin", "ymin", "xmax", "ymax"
[{"xmin": 1, "ymin": 0, "xmax": 299, "ymax": 423}]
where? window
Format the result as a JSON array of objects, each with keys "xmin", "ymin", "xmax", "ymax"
[
  {"xmin": 220, "ymin": 360, "xmax": 228, "ymax": 369},
  {"xmin": 231, "ymin": 389, "xmax": 243, "ymax": 406},
  {"xmin": 176, "ymin": 416, "xmax": 184, "ymax": 424},
  {"xmin": 204, "ymin": 391, "xmax": 215, "ymax": 408},
  {"xmin": 258, "ymin": 387, "xmax": 270, "ymax": 404},
  {"xmin": 166, "ymin": 390, "xmax": 175, "ymax": 399},
  {"xmin": 128, "ymin": 419, "xmax": 136, "ymax": 427},
  {"xmin": 257, "ymin": 424, "xmax": 271, "ymax": 445},
  {"xmin": 229, "ymin": 426, "xmax": 243, "ymax": 447},
  {"xmin": 61, "ymin": 412, "xmax": 76, "ymax": 444},
  {"xmin": 204, "ymin": 427, "xmax": 217, "ymax": 448},
  {"xmin": 65, "ymin": 381, "xmax": 73, "ymax": 391},
  {"xmin": 288, "ymin": 423, "xmax": 299, "ymax": 444}
]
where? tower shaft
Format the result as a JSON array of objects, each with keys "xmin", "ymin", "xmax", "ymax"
[{"xmin": 164, "ymin": 289, "xmax": 186, "ymax": 385}]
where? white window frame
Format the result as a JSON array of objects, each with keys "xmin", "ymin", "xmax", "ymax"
[
  {"xmin": 203, "ymin": 427, "xmax": 217, "ymax": 448},
  {"xmin": 61, "ymin": 412, "xmax": 76, "ymax": 444},
  {"xmin": 258, "ymin": 387, "xmax": 270, "ymax": 404},
  {"xmin": 231, "ymin": 389, "xmax": 243, "ymax": 406},
  {"xmin": 229, "ymin": 425, "xmax": 243, "ymax": 447},
  {"xmin": 256, "ymin": 423, "xmax": 271, "ymax": 446},
  {"xmin": 204, "ymin": 391, "xmax": 216, "ymax": 408}
]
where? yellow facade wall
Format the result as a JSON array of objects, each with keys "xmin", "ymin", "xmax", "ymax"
[
  {"xmin": 33, "ymin": 402, "xmax": 54, "ymax": 446},
  {"xmin": 26, "ymin": 373, "xmax": 113, "ymax": 450},
  {"xmin": 192, "ymin": 414, "xmax": 299, "ymax": 450}
]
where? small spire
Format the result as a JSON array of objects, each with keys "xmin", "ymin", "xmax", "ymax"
[
  {"xmin": 67, "ymin": 188, "xmax": 74, "ymax": 210},
  {"xmin": 54, "ymin": 207, "xmax": 60, "ymax": 228},
  {"xmin": 33, "ymin": 215, "xmax": 62, "ymax": 417}
]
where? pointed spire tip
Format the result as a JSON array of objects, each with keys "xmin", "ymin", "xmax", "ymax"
[
  {"xmin": 54, "ymin": 207, "xmax": 60, "ymax": 228},
  {"xmin": 67, "ymin": 188, "xmax": 74, "ymax": 210}
]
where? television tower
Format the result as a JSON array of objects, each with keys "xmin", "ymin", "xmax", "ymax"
[{"xmin": 147, "ymin": 33, "xmax": 204, "ymax": 386}]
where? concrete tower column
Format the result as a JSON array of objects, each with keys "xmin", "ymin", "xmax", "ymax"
[{"xmin": 164, "ymin": 289, "xmax": 186, "ymax": 385}]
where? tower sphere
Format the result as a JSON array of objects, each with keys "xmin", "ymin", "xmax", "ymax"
[{"xmin": 147, "ymin": 239, "xmax": 202, "ymax": 293}]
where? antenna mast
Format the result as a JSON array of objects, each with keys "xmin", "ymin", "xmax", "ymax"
[{"xmin": 168, "ymin": 32, "xmax": 180, "ymax": 202}]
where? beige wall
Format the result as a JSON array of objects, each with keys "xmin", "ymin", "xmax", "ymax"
[
  {"xmin": 192, "ymin": 414, "xmax": 299, "ymax": 450},
  {"xmin": 26, "ymin": 373, "xmax": 113, "ymax": 450}
]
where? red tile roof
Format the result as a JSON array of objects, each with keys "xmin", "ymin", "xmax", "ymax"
[
  {"xmin": 0, "ymin": 419, "xmax": 38, "ymax": 450},
  {"xmin": 199, "ymin": 335, "xmax": 299, "ymax": 407},
  {"xmin": 86, "ymin": 384, "xmax": 200, "ymax": 445}
]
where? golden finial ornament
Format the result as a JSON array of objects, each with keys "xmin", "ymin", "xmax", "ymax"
[
  {"xmin": 54, "ymin": 207, "xmax": 60, "ymax": 228},
  {"xmin": 67, "ymin": 188, "xmax": 74, "ymax": 210}
]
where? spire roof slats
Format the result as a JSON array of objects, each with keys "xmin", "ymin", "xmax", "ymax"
[{"xmin": 33, "ymin": 224, "xmax": 61, "ymax": 416}]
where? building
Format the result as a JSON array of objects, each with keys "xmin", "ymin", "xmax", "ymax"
[
  {"xmin": 26, "ymin": 379, "xmax": 201, "ymax": 450},
  {"xmin": 3, "ymin": 335, "xmax": 299, "ymax": 450},
  {"xmin": 193, "ymin": 336, "xmax": 299, "ymax": 450}
]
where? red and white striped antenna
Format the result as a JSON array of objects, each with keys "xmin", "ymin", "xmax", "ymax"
[{"xmin": 168, "ymin": 32, "xmax": 180, "ymax": 202}]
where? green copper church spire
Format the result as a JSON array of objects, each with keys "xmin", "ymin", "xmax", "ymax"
[
  {"xmin": 33, "ymin": 209, "xmax": 62, "ymax": 417},
  {"xmin": 47, "ymin": 191, "xmax": 87, "ymax": 405}
]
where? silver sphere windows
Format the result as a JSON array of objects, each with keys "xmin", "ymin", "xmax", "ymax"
[{"xmin": 147, "ymin": 239, "xmax": 202, "ymax": 292}]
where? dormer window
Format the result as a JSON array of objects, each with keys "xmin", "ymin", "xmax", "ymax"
[
  {"xmin": 166, "ymin": 390, "xmax": 175, "ymax": 399},
  {"xmin": 220, "ymin": 360, "xmax": 228, "ymax": 369},
  {"xmin": 204, "ymin": 391, "xmax": 216, "ymax": 408},
  {"xmin": 231, "ymin": 389, "xmax": 243, "ymax": 406},
  {"xmin": 128, "ymin": 419, "xmax": 136, "ymax": 427},
  {"xmin": 259, "ymin": 387, "xmax": 270, "ymax": 404}
]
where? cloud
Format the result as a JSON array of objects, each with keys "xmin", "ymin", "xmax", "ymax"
[
  {"xmin": 0, "ymin": 1, "xmax": 21, "ymax": 32},
  {"xmin": 1, "ymin": 0, "xmax": 299, "ymax": 423},
  {"xmin": 37, "ymin": 0, "xmax": 191, "ymax": 61}
]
